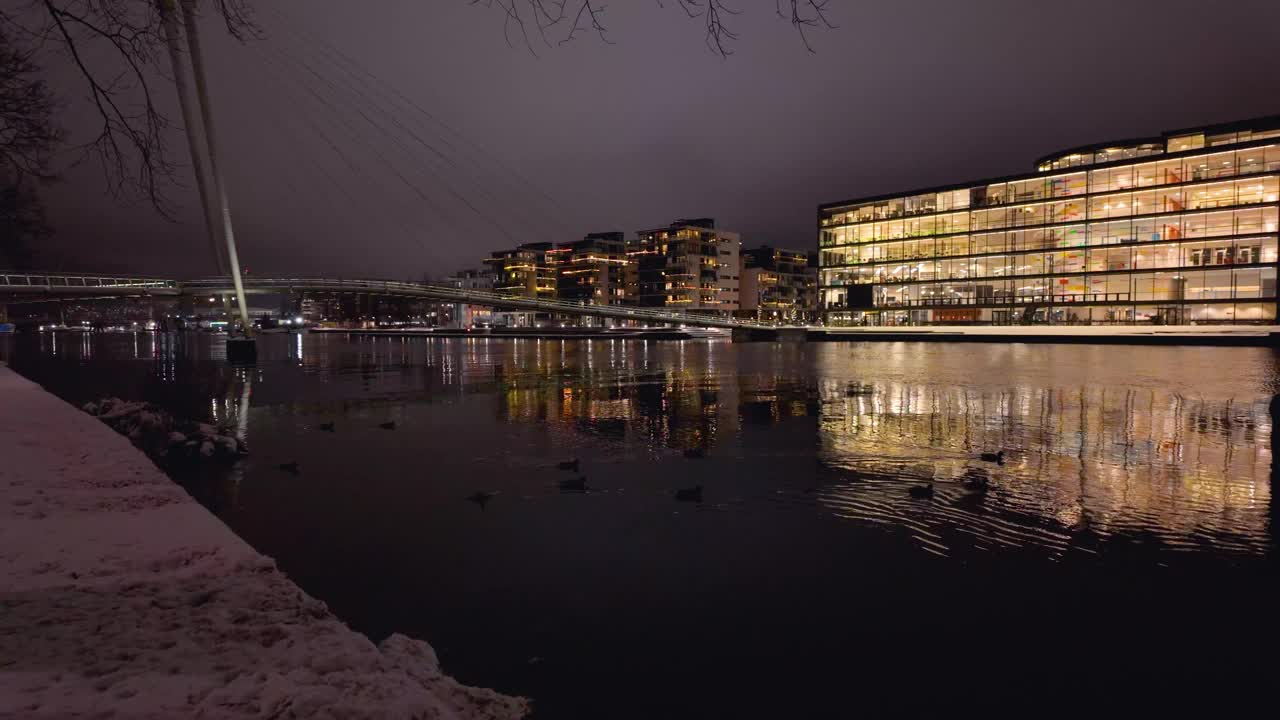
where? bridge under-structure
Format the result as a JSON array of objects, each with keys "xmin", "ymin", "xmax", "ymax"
[
  {"xmin": 0, "ymin": 273, "xmax": 772, "ymax": 331},
  {"xmin": 7, "ymin": 272, "xmax": 1278, "ymax": 346}
]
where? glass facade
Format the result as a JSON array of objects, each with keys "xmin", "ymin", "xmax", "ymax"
[{"xmin": 819, "ymin": 118, "xmax": 1280, "ymax": 326}]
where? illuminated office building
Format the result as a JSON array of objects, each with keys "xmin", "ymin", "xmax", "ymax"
[{"xmin": 818, "ymin": 117, "xmax": 1280, "ymax": 326}]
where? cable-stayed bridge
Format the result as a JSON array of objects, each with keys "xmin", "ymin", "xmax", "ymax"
[{"xmin": 0, "ymin": 273, "xmax": 769, "ymax": 330}]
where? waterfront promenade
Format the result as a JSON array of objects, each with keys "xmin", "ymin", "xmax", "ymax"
[
  {"xmin": 742, "ymin": 323, "xmax": 1280, "ymax": 345},
  {"xmin": 813, "ymin": 322, "xmax": 1280, "ymax": 342},
  {"xmin": 0, "ymin": 364, "xmax": 528, "ymax": 718}
]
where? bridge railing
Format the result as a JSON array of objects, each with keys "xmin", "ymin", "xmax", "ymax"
[
  {"xmin": 3, "ymin": 274, "xmax": 772, "ymax": 329},
  {"xmin": 183, "ymin": 277, "xmax": 765, "ymax": 329},
  {"xmin": 1, "ymin": 273, "xmax": 179, "ymax": 291}
]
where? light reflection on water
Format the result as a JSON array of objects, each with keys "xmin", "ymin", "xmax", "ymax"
[
  {"xmin": 815, "ymin": 380, "xmax": 1270, "ymax": 557},
  {"xmin": 6, "ymin": 330, "xmax": 1280, "ymax": 716},
  {"xmin": 3, "ymin": 332, "xmax": 1275, "ymax": 562},
  {"xmin": 812, "ymin": 343, "xmax": 1274, "ymax": 557}
]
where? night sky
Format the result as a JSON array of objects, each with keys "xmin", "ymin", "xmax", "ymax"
[{"xmin": 31, "ymin": 0, "xmax": 1280, "ymax": 279}]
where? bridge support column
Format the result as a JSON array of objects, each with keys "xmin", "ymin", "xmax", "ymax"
[{"xmin": 178, "ymin": 294, "xmax": 194, "ymax": 323}]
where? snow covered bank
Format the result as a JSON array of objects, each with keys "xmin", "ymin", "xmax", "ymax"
[
  {"xmin": 0, "ymin": 365, "xmax": 529, "ymax": 718},
  {"xmin": 82, "ymin": 396, "xmax": 248, "ymax": 463}
]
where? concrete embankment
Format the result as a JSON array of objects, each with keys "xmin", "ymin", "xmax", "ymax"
[
  {"xmin": 733, "ymin": 324, "xmax": 1280, "ymax": 346},
  {"xmin": 0, "ymin": 364, "xmax": 528, "ymax": 719},
  {"xmin": 310, "ymin": 326, "xmax": 720, "ymax": 340}
]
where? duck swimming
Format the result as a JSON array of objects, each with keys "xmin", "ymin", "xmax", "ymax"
[
  {"xmin": 908, "ymin": 483, "xmax": 934, "ymax": 499},
  {"xmin": 466, "ymin": 490, "xmax": 498, "ymax": 509},
  {"xmin": 674, "ymin": 485, "xmax": 704, "ymax": 502},
  {"xmin": 558, "ymin": 476, "xmax": 588, "ymax": 493}
]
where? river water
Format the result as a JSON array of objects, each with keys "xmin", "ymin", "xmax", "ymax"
[{"xmin": 3, "ymin": 332, "xmax": 1278, "ymax": 716}]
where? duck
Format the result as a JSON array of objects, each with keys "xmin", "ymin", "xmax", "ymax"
[
  {"xmin": 466, "ymin": 490, "xmax": 498, "ymax": 509},
  {"xmin": 556, "ymin": 458, "xmax": 580, "ymax": 472},
  {"xmin": 674, "ymin": 485, "xmax": 704, "ymax": 502},
  {"xmin": 957, "ymin": 485, "xmax": 988, "ymax": 505},
  {"xmin": 979, "ymin": 450, "xmax": 1005, "ymax": 464},
  {"xmin": 277, "ymin": 461, "xmax": 300, "ymax": 474},
  {"xmin": 908, "ymin": 483, "xmax": 934, "ymax": 499},
  {"xmin": 961, "ymin": 473, "xmax": 990, "ymax": 491},
  {"xmin": 682, "ymin": 448, "xmax": 706, "ymax": 459},
  {"xmin": 318, "ymin": 422, "xmax": 335, "ymax": 432},
  {"xmin": 558, "ymin": 476, "xmax": 588, "ymax": 493},
  {"xmin": 378, "ymin": 421, "xmax": 397, "ymax": 430}
]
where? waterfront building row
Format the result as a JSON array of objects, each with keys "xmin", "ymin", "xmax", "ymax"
[
  {"xmin": 818, "ymin": 116, "xmax": 1280, "ymax": 326},
  {"xmin": 471, "ymin": 219, "xmax": 816, "ymax": 322}
]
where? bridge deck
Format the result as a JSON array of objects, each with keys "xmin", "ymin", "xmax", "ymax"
[{"xmin": 2, "ymin": 273, "xmax": 768, "ymax": 330}]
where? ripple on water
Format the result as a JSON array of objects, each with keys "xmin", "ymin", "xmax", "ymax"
[
  {"xmin": 1, "ymin": 334, "xmax": 1273, "ymax": 563},
  {"xmin": 807, "ymin": 356, "xmax": 1273, "ymax": 559}
]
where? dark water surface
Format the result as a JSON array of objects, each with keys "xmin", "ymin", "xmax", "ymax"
[{"xmin": 4, "ymin": 332, "xmax": 1279, "ymax": 716}]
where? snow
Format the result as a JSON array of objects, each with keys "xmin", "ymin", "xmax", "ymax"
[
  {"xmin": 83, "ymin": 397, "xmax": 247, "ymax": 462},
  {"xmin": 0, "ymin": 365, "xmax": 529, "ymax": 718}
]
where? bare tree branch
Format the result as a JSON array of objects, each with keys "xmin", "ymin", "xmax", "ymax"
[
  {"xmin": 0, "ymin": 174, "xmax": 52, "ymax": 270},
  {"xmin": 0, "ymin": 1, "xmax": 255, "ymax": 215},
  {"xmin": 0, "ymin": 29, "xmax": 61, "ymax": 179},
  {"xmin": 215, "ymin": 0, "xmax": 258, "ymax": 41},
  {"xmin": 0, "ymin": 25, "xmax": 58, "ymax": 270},
  {"xmin": 776, "ymin": 0, "xmax": 836, "ymax": 53},
  {"xmin": 470, "ymin": 0, "xmax": 567, "ymax": 54},
  {"xmin": 41, "ymin": 0, "xmax": 172, "ymax": 211},
  {"xmin": 2, "ymin": 0, "xmax": 833, "ymax": 223},
  {"xmin": 561, "ymin": 1, "xmax": 609, "ymax": 46},
  {"xmin": 477, "ymin": 0, "xmax": 837, "ymax": 56}
]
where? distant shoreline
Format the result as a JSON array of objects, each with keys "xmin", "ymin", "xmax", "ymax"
[{"xmin": 310, "ymin": 326, "xmax": 722, "ymax": 341}]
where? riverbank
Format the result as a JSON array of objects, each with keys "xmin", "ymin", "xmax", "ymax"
[
  {"xmin": 737, "ymin": 323, "xmax": 1280, "ymax": 346},
  {"xmin": 311, "ymin": 326, "xmax": 726, "ymax": 340},
  {"xmin": 0, "ymin": 364, "xmax": 529, "ymax": 718},
  {"xmin": 319, "ymin": 324, "xmax": 1280, "ymax": 346}
]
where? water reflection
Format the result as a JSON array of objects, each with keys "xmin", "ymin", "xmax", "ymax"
[
  {"xmin": 1, "ymin": 332, "xmax": 1274, "ymax": 560},
  {"xmin": 814, "ymin": 378, "xmax": 1271, "ymax": 557}
]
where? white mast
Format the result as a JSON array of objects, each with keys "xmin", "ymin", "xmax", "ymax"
[
  {"xmin": 178, "ymin": 0, "xmax": 253, "ymax": 337},
  {"xmin": 158, "ymin": 0, "xmax": 226, "ymax": 278}
]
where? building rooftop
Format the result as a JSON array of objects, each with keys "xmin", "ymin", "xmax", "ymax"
[
  {"xmin": 819, "ymin": 114, "xmax": 1280, "ymax": 214},
  {"xmin": 638, "ymin": 218, "xmax": 719, "ymax": 234},
  {"xmin": 1035, "ymin": 114, "xmax": 1280, "ymax": 170}
]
